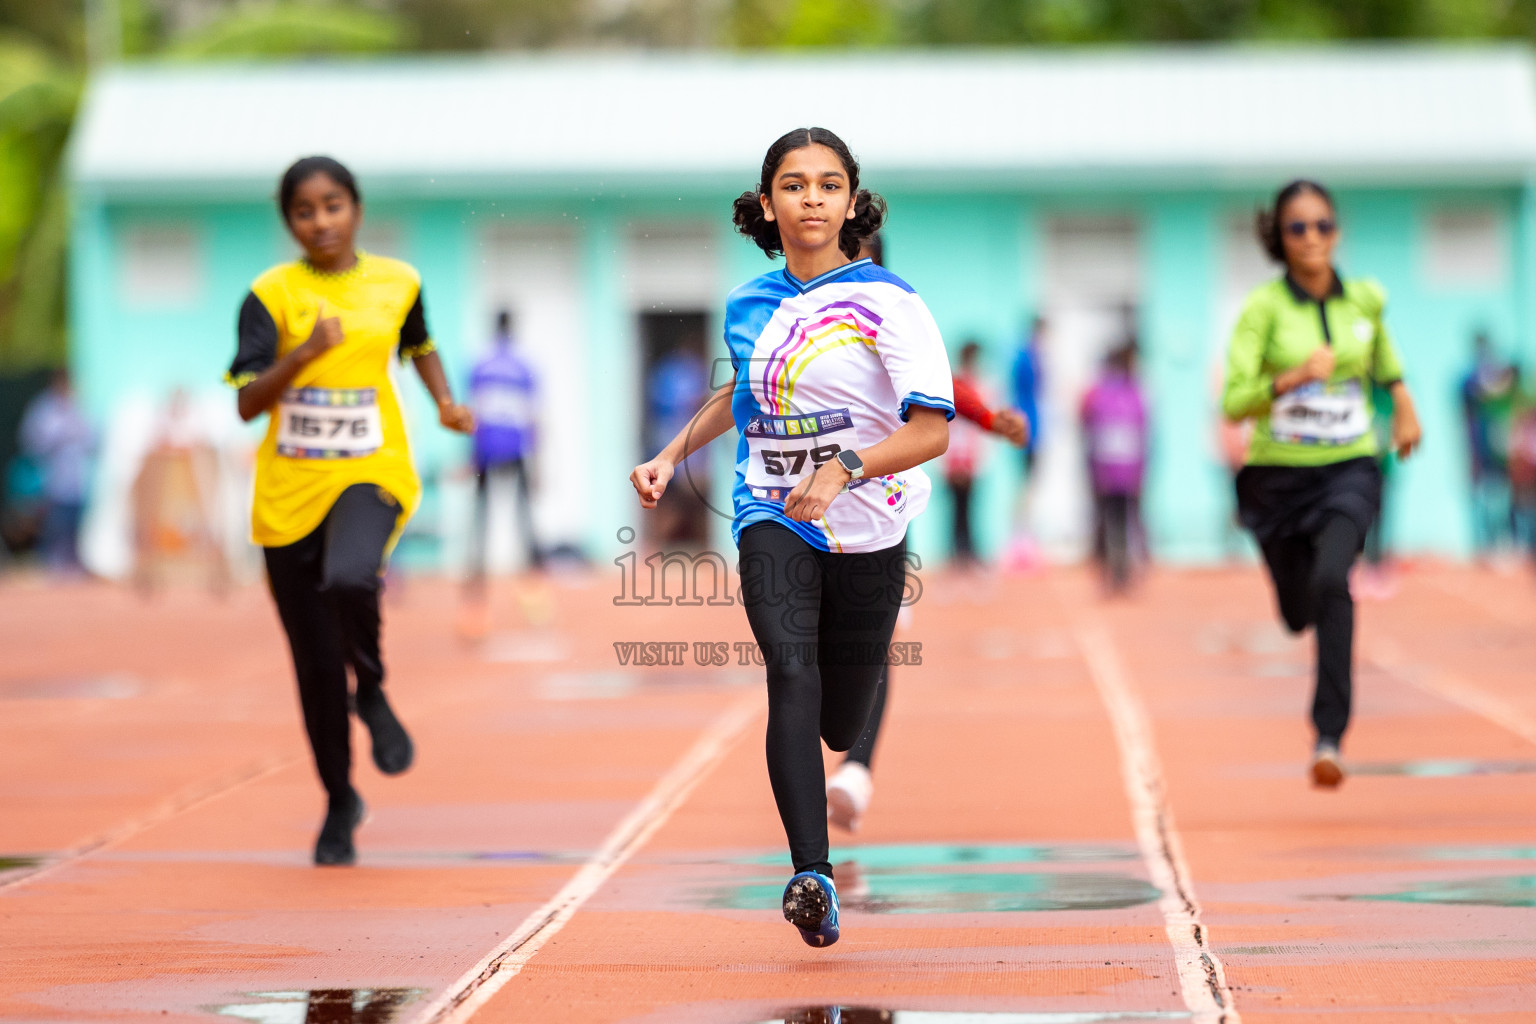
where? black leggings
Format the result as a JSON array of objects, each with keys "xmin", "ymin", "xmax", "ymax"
[
  {"xmin": 738, "ymin": 523, "xmax": 907, "ymax": 877},
  {"xmin": 843, "ymin": 665, "xmax": 887, "ymax": 769},
  {"xmin": 263, "ymin": 484, "xmax": 401, "ymax": 801},
  {"xmin": 1259, "ymin": 514, "xmax": 1362, "ymax": 746}
]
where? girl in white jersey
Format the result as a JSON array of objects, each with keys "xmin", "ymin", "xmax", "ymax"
[{"xmin": 631, "ymin": 128, "xmax": 953, "ymax": 947}]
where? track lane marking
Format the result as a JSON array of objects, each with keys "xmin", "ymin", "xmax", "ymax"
[
  {"xmin": 0, "ymin": 752, "xmax": 304, "ymax": 893},
  {"xmin": 1074, "ymin": 621, "xmax": 1241, "ymax": 1024},
  {"xmin": 1367, "ymin": 634, "xmax": 1536, "ymax": 748},
  {"xmin": 410, "ymin": 691, "xmax": 761, "ymax": 1024}
]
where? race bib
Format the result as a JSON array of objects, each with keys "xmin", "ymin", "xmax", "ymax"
[
  {"xmin": 1271, "ymin": 379, "xmax": 1368, "ymax": 446},
  {"xmin": 1091, "ymin": 422, "xmax": 1144, "ymax": 465},
  {"xmin": 744, "ymin": 407, "xmax": 863, "ymax": 501},
  {"xmin": 276, "ymin": 387, "xmax": 383, "ymax": 459},
  {"xmin": 475, "ymin": 382, "xmax": 533, "ymax": 430}
]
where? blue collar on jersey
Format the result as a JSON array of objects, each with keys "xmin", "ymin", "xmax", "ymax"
[{"xmin": 781, "ymin": 257, "xmax": 873, "ymax": 294}]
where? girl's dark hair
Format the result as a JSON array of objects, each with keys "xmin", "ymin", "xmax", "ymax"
[
  {"xmin": 1255, "ymin": 179, "xmax": 1335, "ymax": 262},
  {"xmin": 279, "ymin": 156, "xmax": 361, "ymax": 221},
  {"xmin": 732, "ymin": 128, "xmax": 886, "ymax": 260}
]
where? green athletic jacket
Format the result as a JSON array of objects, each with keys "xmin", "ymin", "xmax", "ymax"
[{"xmin": 1222, "ymin": 272, "xmax": 1405, "ymax": 467}]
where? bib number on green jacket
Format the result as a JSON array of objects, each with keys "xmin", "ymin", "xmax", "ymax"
[{"xmin": 1271, "ymin": 379, "xmax": 1368, "ymax": 446}]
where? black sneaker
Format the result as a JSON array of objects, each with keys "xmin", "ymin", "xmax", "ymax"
[
  {"xmin": 314, "ymin": 789, "xmax": 365, "ymax": 866},
  {"xmin": 355, "ymin": 687, "xmax": 414, "ymax": 775}
]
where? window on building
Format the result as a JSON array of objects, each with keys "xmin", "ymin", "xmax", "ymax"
[
  {"xmin": 1423, "ymin": 207, "xmax": 1507, "ymax": 290},
  {"xmin": 119, "ymin": 224, "xmax": 201, "ymax": 308}
]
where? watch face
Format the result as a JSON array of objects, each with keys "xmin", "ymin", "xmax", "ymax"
[{"xmin": 837, "ymin": 450, "xmax": 863, "ymax": 475}]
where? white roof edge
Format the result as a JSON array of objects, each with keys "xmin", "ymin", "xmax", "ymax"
[{"xmin": 71, "ymin": 45, "xmax": 1536, "ymax": 192}]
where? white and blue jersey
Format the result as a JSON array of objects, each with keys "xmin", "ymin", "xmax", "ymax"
[{"xmin": 724, "ymin": 257, "xmax": 954, "ymax": 553}]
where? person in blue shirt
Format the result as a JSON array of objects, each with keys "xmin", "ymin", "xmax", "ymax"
[
  {"xmin": 466, "ymin": 311, "xmax": 541, "ymax": 604},
  {"xmin": 1011, "ymin": 316, "xmax": 1046, "ymax": 472}
]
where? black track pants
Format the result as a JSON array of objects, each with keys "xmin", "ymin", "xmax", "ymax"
[
  {"xmin": 1259, "ymin": 514, "xmax": 1362, "ymax": 746},
  {"xmin": 263, "ymin": 484, "xmax": 401, "ymax": 801},
  {"xmin": 737, "ymin": 522, "xmax": 907, "ymax": 877}
]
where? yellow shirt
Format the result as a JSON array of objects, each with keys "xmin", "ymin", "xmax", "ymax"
[{"xmin": 225, "ymin": 253, "xmax": 436, "ymax": 548}]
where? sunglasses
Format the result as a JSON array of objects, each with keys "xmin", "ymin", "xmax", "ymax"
[{"xmin": 1284, "ymin": 218, "xmax": 1336, "ymax": 238}]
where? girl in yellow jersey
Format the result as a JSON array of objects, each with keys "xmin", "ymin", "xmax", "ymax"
[{"xmin": 226, "ymin": 157, "xmax": 474, "ymax": 865}]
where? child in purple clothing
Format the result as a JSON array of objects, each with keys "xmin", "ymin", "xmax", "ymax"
[
  {"xmin": 1080, "ymin": 342, "xmax": 1148, "ymax": 592},
  {"xmin": 467, "ymin": 311, "xmax": 541, "ymax": 592}
]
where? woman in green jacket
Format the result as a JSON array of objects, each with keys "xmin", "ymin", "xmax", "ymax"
[{"xmin": 1223, "ymin": 179, "xmax": 1422, "ymax": 789}]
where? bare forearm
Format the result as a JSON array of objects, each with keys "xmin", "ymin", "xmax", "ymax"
[
  {"xmin": 855, "ymin": 408, "xmax": 948, "ymax": 478},
  {"xmin": 658, "ymin": 383, "xmax": 735, "ymax": 463},
  {"xmin": 412, "ymin": 350, "xmax": 456, "ymax": 405},
  {"xmin": 1273, "ymin": 366, "xmax": 1313, "ymax": 397},
  {"xmin": 237, "ymin": 348, "xmax": 315, "ymax": 421}
]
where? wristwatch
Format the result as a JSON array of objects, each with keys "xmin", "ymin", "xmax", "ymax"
[{"xmin": 835, "ymin": 449, "xmax": 865, "ymax": 490}]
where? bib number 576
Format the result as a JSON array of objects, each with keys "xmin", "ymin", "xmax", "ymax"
[
  {"xmin": 760, "ymin": 443, "xmax": 842, "ymax": 477},
  {"xmin": 288, "ymin": 414, "xmax": 372, "ymax": 439}
]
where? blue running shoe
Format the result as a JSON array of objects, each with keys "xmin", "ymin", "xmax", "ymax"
[{"xmin": 782, "ymin": 871, "xmax": 840, "ymax": 947}]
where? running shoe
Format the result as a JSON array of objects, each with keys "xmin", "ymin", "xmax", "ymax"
[
  {"xmin": 1310, "ymin": 741, "xmax": 1345, "ymax": 789},
  {"xmin": 314, "ymin": 788, "xmax": 366, "ymax": 866},
  {"xmin": 355, "ymin": 687, "xmax": 415, "ymax": 775},
  {"xmin": 782, "ymin": 871, "xmax": 840, "ymax": 948},
  {"xmin": 826, "ymin": 761, "xmax": 873, "ymax": 833}
]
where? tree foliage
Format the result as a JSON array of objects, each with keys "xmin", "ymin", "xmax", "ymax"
[{"xmin": 2, "ymin": 0, "xmax": 1536, "ymax": 369}]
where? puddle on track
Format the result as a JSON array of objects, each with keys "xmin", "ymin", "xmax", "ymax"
[
  {"xmin": 738, "ymin": 843, "xmax": 1138, "ymax": 868},
  {"xmin": 748, "ymin": 1011, "xmax": 1188, "ymax": 1024},
  {"xmin": 703, "ymin": 843, "xmax": 1157, "ymax": 914},
  {"xmin": 211, "ymin": 989, "xmax": 424, "ymax": 1024},
  {"xmin": 1352, "ymin": 759, "xmax": 1536, "ymax": 778},
  {"xmin": 1334, "ymin": 875, "xmax": 1536, "ymax": 908},
  {"xmin": 1418, "ymin": 845, "xmax": 1536, "ymax": 861}
]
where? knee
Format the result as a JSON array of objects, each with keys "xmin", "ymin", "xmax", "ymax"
[
  {"xmin": 321, "ymin": 566, "xmax": 381, "ymax": 601},
  {"xmin": 764, "ymin": 662, "xmax": 818, "ymax": 704},
  {"xmin": 1309, "ymin": 563, "xmax": 1352, "ymax": 606},
  {"xmin": 822, "ymin": 724, "xmax": 861, "ymax": 753}
]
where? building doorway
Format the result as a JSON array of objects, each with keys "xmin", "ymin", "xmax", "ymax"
[{"xmin": 640, "ymin": 311, "xmax": 712, "ymax": 546}]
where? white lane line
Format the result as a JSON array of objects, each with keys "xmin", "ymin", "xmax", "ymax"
[
  {"xmin": 1074, "ymin": 623, "xmax": 1241, "ymax": 1024},
  {"xmin": 410, "ymin": 692, "xmax": 761, "ymax": 1024},
  {"xmin": 1367, "ymin": 634, "xmax": 1536, "ymax": 748},
  {"xmin": 0, "ymin": 752, "xmax": 303, "ymax": 893}
]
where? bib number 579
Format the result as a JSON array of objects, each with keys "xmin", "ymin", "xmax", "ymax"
[{"xmin": 760, "ymin": 443, "xmax": 842, "ymax": 477}]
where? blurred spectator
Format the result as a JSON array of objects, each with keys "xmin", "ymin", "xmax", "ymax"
[
  {"xmin": 1005, "ymin": 315, "xmax": 1048, "ymax": 570},
  {"xmin": 945, "ymin": 341, "xmax": 988, "ymax": 566},
  {"xmin": 1460, "ymin": 330, "xmax": 1518, "ymax": 558},
  {"xmin": 466, "ymin": 310, "xmax": 542, "ymax": 595},
  {"xmin": 1081, "ymin": 342, "xmax": 1148, "ymax": 593},
  {"xmin": 1506, "ymin": 372, "xmax": 1536, "ymax": 566},
  {"xmin": 19, "ymin": 370, "xmax": 94, "ymax": 573},
  {"xmin": 1010, "ymin": 315, "xmax": 1047, "ymax": 474},
  {"xmin": 130, "ymin": 388, "xmax": 230, "ymax": 595},
  {"xmin": 1357, "ymin": 380, "xmax": 1400, "ymax": 599},
  {"xmin": 1214, "ymin": 361, "xmax": 1253, "ymax": 561}
]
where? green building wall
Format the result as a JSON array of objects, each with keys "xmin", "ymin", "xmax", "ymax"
[{"xmin": 69, "ymin": 180, "xmax": 1532, "ymax": 569}]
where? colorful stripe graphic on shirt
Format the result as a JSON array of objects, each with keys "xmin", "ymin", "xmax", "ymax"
[{"xmin": 760, "ymin": 301, "xmax": 883, "ymax": 414}]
